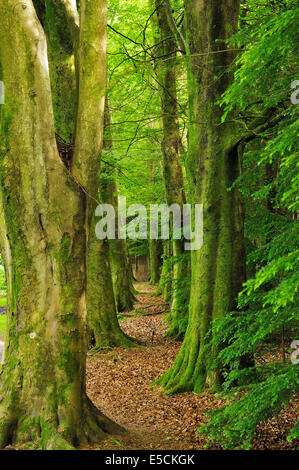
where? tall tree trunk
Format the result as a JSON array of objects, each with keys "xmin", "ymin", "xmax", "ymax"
[
  {"xmin": 156, "ymin": 240, "xmax": 172, "ymax": 302},
  {"xmin": 102, "ymin": 178, "xmax": 137, "ymax": 312},
  {"xmin": 0, "ymin": 0, "xmax": 121, "ymax": 449},
  {"xmin": 153, "ymin": 0, "xmax": 190, "ymax": 338},
  {"xmin": 101, "ymin": 99, "xmax": 136, "ymax": 313},
  {"xmin": 86, "ymin": 100, "xmax": 136, "ymax": 348},
  {"xmin": 148, "ymin": 158, "xmax": 161, "ymax": 288},
  {"xmin": 149, "ymin": 239, "xmax": 160, "ymax": 285},
  {"xmin": 87, "ymin": 212, "xmax": 136, "ymax": 350},
  {"xmin": 155, "ymin": 0, "xmax": 190, "ymax": 336},
  {"xmin": 156, "ymin": 0, "xmax": 245, "ymax": 393}
]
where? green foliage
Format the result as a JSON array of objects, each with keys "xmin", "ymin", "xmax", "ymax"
[
  {"xmin": 199, "ymin": 0, "xmax": 299, "ymax": 449},
  {"xmin": 221, "ymin": 0, "xmax": 299, "ymax": 120},
  {"xmin": 200, "ymin": 365, "xmax": 298, "ymax": 450},
  {"xmin": 106, "ymin": 0, "xmax": 187, "ymax": 212},
  {"xmin": 0, "ymin": 263, "xmax": 6, "ymax": 293},
  {"xmin": 0, "ymin": 315, "xmax": 6, "ymax": 336},
  {"xmin": 107, "ymin": 1, "xmax": 163, "ymax": 206},
  {"xmin": 0, "ymin": 0, "xmax": 297, "ymax": 450}
]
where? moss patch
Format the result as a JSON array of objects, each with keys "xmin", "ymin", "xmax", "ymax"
[{"xmin": 0, "ymin": 295, "xmax": 7, "ymax": 307}]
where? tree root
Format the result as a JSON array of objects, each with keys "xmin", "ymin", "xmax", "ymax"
[
  {"xmin": 152, "ymin": 336, "xmax": 203, "ymax": 394},
  {"xmin": 88, "ymin": 331, "xmax": 142, "ymax": 355},
  {"xmin": 0, "ymin": 396, "xmax": 125, "ymax": 450}
]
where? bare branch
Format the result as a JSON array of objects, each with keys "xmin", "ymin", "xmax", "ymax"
[{"xmin": 165, "ymin": 0, "xmax": 186, "ymax": 55}]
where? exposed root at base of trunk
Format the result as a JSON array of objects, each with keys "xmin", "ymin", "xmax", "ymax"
[
  {"xmin": 116, "ymin": 292, "xmax": 137, "ymax": 313},
  {"xmin": 152, "ymin": 339, "xmax": 204, "ymax": 395},
  {"xmin": 88, "ymin": 333, "xmax": 142, "ymax": 355},
  {"xmin": 164, "ymin": 323, "xmax": 185, "ymax": 341},
  {"xmin": 0, "ymin": 396, "xmax": 125, "ymax": 450}
]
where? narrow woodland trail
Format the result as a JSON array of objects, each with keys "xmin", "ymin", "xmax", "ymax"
[{"xmin": 86, "ymin": 283, "xmax": 298, "ymax": 451}]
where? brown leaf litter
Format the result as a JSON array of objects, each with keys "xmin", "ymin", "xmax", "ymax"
[{"xmin": 86, "ymin": 283, "xmax": 298, "ymax": 450}]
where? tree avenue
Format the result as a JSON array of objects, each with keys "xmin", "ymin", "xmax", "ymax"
[{"xmin": 0, "ymin": 0, "xmax": 297, "ymax": 452}]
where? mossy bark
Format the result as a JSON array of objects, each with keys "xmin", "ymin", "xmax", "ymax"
[
  {"xmin": 156, "ymin": 0, "xmax": 245, "ymax": 393},
  {"xmin": 110, "ymin": 233, "xmax": 137, "ymax": 313},
  {"xmin": 44, "ymin": 0, "xmax": 78, "ymax": 142},
  {"xmin": 102, "ymin": 178, "xmax": 136, "ymax": 313},
  {"xmin": 148, "ymin": 135, "xmax": 161, "ymax": 288},
  {"xmin": 155, "ymin": 240, "xmax": 172, "ymax": 302},
  {"xmin": 86, "ymin": 96, "xmax": 136, "ymax": 348},
  {"xmin": 86, "ymin": 216, "xmax": 136, "ymax": 350},
  {"xmin": 0, "ymin": 0, "xmax": 122, "ymax": 449},
  {"xmin": 149, "ymin": 239, "xmax": 160, "ymax": 285},
  {"xmin": 154, "ymin": 0, "xmax": 190, "ymax": 336},
  {"xmin": 86, "ymin": 179, "xmax": 137, "ymax": 349},
  {"xmin": 165, "ymin": 240, "xmax": 190, "ymax": 339},
  {"xmin": 100, "ymin": 100, "xmax": 136, "ymax": 313}
]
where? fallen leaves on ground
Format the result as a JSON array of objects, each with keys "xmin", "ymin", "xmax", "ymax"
[{"xmin": 86, "ymin": 283, "xmax": 298, "ymax": 451}]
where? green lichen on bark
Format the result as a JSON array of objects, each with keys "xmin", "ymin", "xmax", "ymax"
[
  {"xmin": 155, "ymin": 0, "xmax": 245, "ymax": 393},
  {"xmin": 85, "ymin": 98, "xmax": 137, "ymax": 349},
  {"xmin": 153, "ymin": 0, "xmax": 190, "ymax": 337},
  {"xmin": 0, "ymin": 0, "xmax": 123, "ymax": 449},
  {"xmin": 149, "ymin": 239, "xmax": 160, "ymax": 286}
]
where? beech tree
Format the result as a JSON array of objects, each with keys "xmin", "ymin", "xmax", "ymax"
[
  {"xmin": 152, "ymin": 0, "xmax": 190, "ymax": 337},
  {"xmin": 87, "ymin": 100, "xmax": 136, "ymax": 348},
  {"xmin": 103, "ymin": 178, "xmax": 137, "ymax": 312},
  {"xmin": 0, "ymin": 0, "xmax": 296, "ymax": 452},
  {"xmin": 156, "ymin": 0, "xmax": 246, "ymax": 392},
  {"xmin": 0, "ymin": 0, "xmax": 122, "ymax": 449},
  {"xmin": 87, "ymin": 203, "xmax": 136, "ymax": 349},
  {"xmin": 102, "ymin": 100, "xmax": 136, "ymax": 313}
]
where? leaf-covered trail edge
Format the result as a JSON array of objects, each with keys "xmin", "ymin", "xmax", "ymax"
[{"xmin": 86, "ymin": 283, "xmax": 298, "ymax": 451}]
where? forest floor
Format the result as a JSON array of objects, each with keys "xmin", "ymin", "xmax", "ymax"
[{"xmin": 86, "ymin": 283, "xmax": 298, "ymax": 451}]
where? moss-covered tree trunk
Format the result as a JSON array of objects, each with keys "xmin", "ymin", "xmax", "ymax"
[
  {"xmin": 156, "ymin": 0, "xmax": 245, "ymax": 393},
  {"xmin": 86, "ymin": 100, "xmax": 136, "ymax": 348},
  {"xmin": 149, "ymin": 239, "xmax": 160, "ymax": 285},
  {"xmin": 101, "ymin": 178, "xmax": 136, "ymax": 312},
  {"xmin": 0, "ymin": 0, "xmax": 122, "ymax": 449},
  {"xmin": 86, "ymin": 97, "xmax": 136, "ymax": 346},
  {"xmin": 100, "ymin": 99, "xmax": 136, "ymax": 313},
  {"xmin": 155, "ymin": 240, "xmax": 172, "ymax": 302},
  {"xmin": 154, "ymin": 0, "xmax": 190, "ymax": 337},
  {"xmin": 87, "ymin": 213, "xmax": 136, "ymax": 350}
]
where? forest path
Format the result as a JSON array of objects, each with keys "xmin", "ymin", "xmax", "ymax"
[
  {"xmin": 85, "ymin": 282, "xmax": 297, "ymax": 451},
  {"xmin": 86, "ymin": 282, "xmax": 219, "ymax": 450}
]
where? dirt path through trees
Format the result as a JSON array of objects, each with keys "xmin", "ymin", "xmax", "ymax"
[
  {"xmin": 86, "ymin": 283, "xmax": 297, "ymax": 451},
  {"xmin": 86, "ymin": 283, "xmax": 211, "ymax": 450}
]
